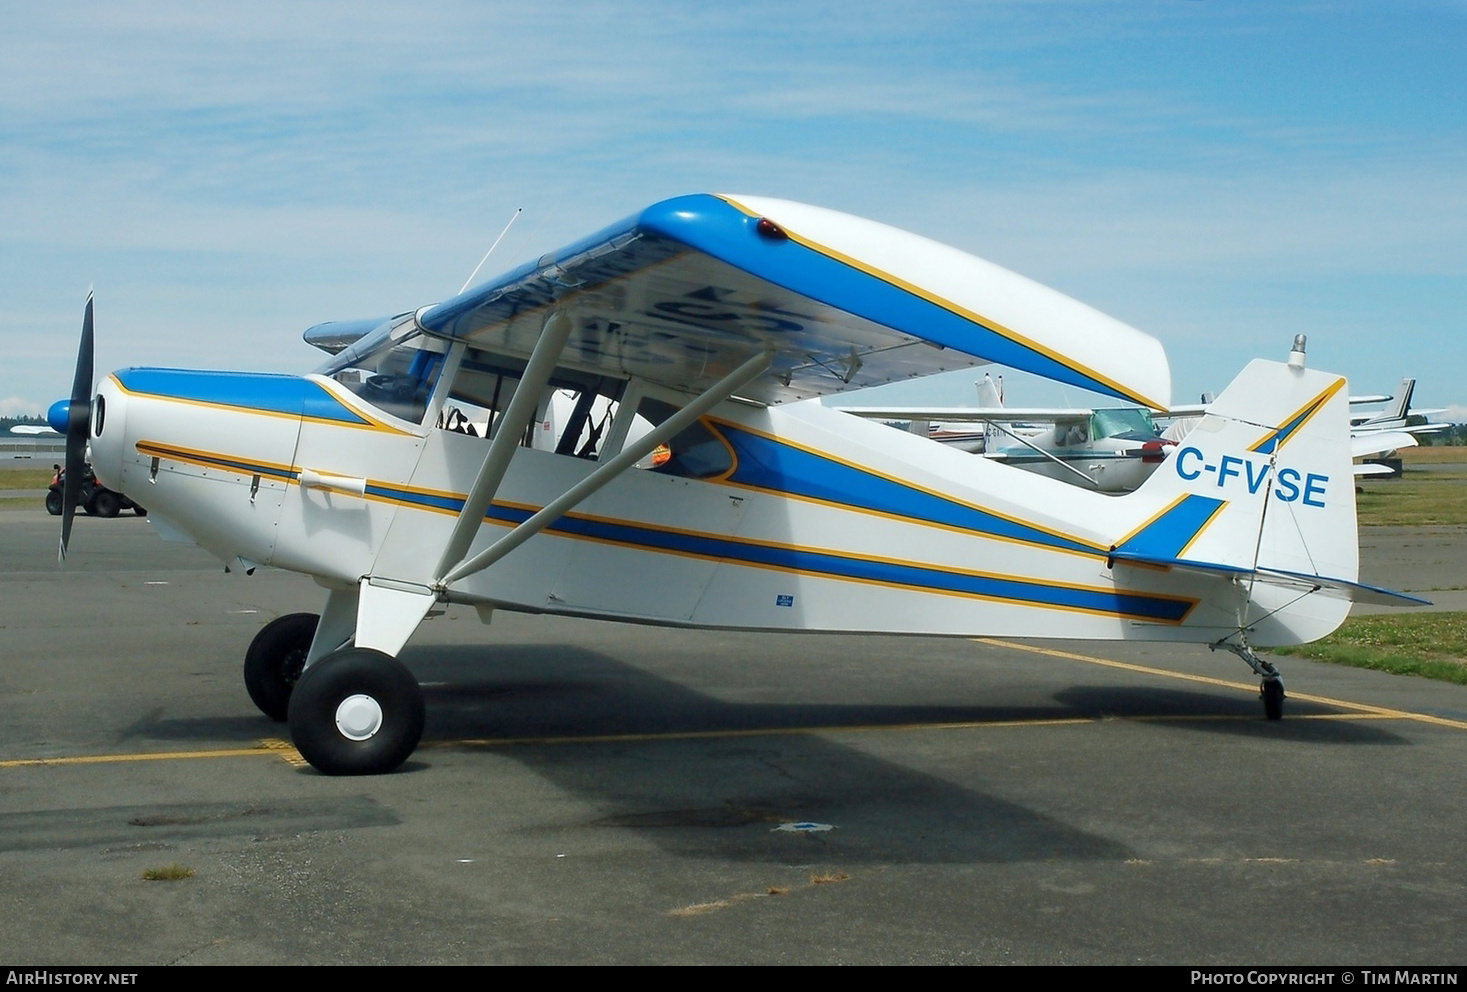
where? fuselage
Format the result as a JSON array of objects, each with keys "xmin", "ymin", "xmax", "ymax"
[{"xmin": 89, "ymin": 364, "xmax": 1351, "ymax": 647}]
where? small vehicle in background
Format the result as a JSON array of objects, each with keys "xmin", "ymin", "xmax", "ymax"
[{"xmin": 44, "ymin": 464, "xmax": 146, "ymax": 517}]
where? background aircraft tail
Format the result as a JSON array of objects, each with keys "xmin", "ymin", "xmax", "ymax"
[
  {"xmin": 1358, "ymin": 376, "xmax": 1415, "ymax": 429},
  {"xmin": 975, "ymin": 373, "xmax": 1003, "ymax": 451}
]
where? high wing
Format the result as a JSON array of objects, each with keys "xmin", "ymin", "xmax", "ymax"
[{"xmin": 319, "ymin": 194, "xmax": 1171, "ymax": 410}]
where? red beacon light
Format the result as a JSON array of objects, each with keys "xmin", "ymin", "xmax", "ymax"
[{"xmin": 755, "ymin": 217, "xmax": 788, "ymax": 241}]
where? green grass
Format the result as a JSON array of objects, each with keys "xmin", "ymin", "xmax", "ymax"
[
  {"xmin": 141, "ymin": 864, "xmax": 195, "ymax": 881},
  {"xmin": 1356, "ymin": 470, "xmax": 1467, "ymax": 526},
  {"xmin": 2, "ymin": 468, "xmax": 55, "ymax": 488},
  {"xmin": 1275, "ymin": 612, "xmax": 1467, "ymax": 684},
  {"xmin": 1398, "ymin": 446, "xmax": 1467, "ymax": 466},
  {"xmin": 1354, "ymin": 448, "xmax": 1467, "ymax": 526},
  {"xmin": 0, "ymin": 468, "xmax": 53, "ymax": 512}
]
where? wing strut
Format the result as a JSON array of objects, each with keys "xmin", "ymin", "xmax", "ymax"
[
  {"xmin": 433, "ymin": 310, "xmax": 576, "ymax": 581},
  {"xmin": 436, "ymin": 350, "xmax": 773, "ymax": 590}
]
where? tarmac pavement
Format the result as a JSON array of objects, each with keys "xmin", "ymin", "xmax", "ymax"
[{"xmin": 0, "ymin": 510, "xmax": 1464, "ymax": 964}]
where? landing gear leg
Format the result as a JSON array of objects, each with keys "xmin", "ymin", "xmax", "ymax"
[{"xmin": 1214, "ymin": 638, "xmax": 1285, "ymax": 721}]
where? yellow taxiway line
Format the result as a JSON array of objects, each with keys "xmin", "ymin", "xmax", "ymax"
[
  {"xmin": 976, "ymin": 637, "xmax": 1467, "ymax": 732},
  {"xmin": 0, "ymin": 741, "xmax": 298, "ymax": 769}
]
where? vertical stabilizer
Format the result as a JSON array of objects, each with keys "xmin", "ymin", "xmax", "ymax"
[{"xmin": 1123, "ymin": 357, "xmax": 1356, "ymax": 580}]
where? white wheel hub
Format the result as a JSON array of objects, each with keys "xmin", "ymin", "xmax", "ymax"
[{"xmin": 335, "ymin": 694, "xmax": 384, "ymax": 741}]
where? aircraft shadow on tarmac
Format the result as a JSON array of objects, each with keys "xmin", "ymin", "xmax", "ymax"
[
  {"xmin": 1048, "ymin": 685, "xmax": 1409, "ymax": 744},
  {"xmin": 136, "ymin": 641, "xmax": 1409, "ymax": 865}
]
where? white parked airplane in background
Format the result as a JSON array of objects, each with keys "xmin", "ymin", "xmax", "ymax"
[
  {"xmin": 1346, "ymin": 378, "xmax": 1452, "ymax": 476},
  {"xmin": 844, "ymin": 373, "xmax": 1455, "ymax": 488},
  {"xmin": 1351, "ymin": 378, "xmax": 1449, "ymax": 435},
  {"xmin": 48, "ymin": 194, "xmax": 1424, "ymax": 776},
  {"xmin": 835, "ymin": 373, "xmax": 1177, "ymax": 493}
]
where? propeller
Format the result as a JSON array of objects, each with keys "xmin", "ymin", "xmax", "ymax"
[{"xmin": 56, "ymin": 293, "xmax": 94, "ymax": 561}]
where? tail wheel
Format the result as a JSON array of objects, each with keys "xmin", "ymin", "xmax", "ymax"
[
  {"xmin": 1261, "ymin": 678, "xmax": 1284, "ymax": 721},
  {"xmin": 288, "ymin": 648, "xmax": 424, "ymax": 776},
  {"xmin": 243, "ymin": 613, "xmax": 319, "ymax": 721}
]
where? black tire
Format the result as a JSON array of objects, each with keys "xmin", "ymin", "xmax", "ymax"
[
  {"xmin": 44, "ymin": 489, "xmax": 62, "ymax": 516},
  {"xmin": 288, "ymin": 648, "xmax": 424, "ymax": 775},
  {"xmin": 244, "ymin": 613, "xmax": 319, "ymax": 721},
  {"xmin": 1262, "ymin": 678, "xmax": 1284, "ymax": 721},
  {"xmin": 92, "ymin": 490, "xmax": 120, "ymax": 518}
]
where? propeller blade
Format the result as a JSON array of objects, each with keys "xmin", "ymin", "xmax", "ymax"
[{"xmin": 58, "ymin": 293, "xmax": 94, "ymax": 562}]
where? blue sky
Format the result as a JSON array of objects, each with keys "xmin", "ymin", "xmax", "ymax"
[{"xmin": 2, "ymin": 1, "xmax": 1463, "ymax": 417}]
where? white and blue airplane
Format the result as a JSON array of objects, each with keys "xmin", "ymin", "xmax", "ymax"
[{"xmin": 48, "ymin": 194, "xmax": 1425, "ymax": 775}]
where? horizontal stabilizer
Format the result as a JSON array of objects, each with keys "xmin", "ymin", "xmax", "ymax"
[{"xmin": 1108, "ymin": 550, "xmax": 1431, "ymax": 607}]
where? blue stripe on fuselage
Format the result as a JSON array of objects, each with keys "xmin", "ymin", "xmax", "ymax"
[
  {"xmin": 714, "ymin": 423, "xmax": 1105, "ymax": 557},
  {"xmin": 477, "ymin": 501, "xmax": 1190, "ymax": 623},
  {"xmin": 114, "ymin": 369, "xmax": 372, "ymax": 426},
  {"xmin": 133, "ymin": 430, "xmax": 1187, "ymax": 621}
]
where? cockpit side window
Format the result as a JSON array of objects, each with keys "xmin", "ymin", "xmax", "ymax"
[
  {"xmin": 633, "ymin": 398, "xmax": 733, "ymax": 479},
  {"xmin": 433, "ymin": 344, "xmax": 630, "ymax": 457}
]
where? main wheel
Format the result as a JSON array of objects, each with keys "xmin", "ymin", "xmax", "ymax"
[
  {"xmin": 287, "ymin": 648, "xmax": 424, "ymax": 776},
  {"xmin": 44, "ymin": 489, "xmax": 62, "ymax": 516},
  {"xmin": 92, "ymin": 490, "xmax": 120, "ymax": 518},
  {"xmin": 1261, "ymin": 678, "xmax": 1284, "ymax": 721},
  {"xmin": 244, "ymin": 613, "xmax": 319, "ymax": 721}
]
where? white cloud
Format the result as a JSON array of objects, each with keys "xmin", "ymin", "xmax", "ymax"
[
  {"xmin": 0, "ymin": 396, "xmax": 46, "ymax": 417},
  {"xmin": 1, "ymin": 2, "xmax": 1464, "ymax": 415}
]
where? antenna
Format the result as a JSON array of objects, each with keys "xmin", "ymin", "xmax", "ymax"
[{"xmin": 459, "ymin": 208, "xmax": 523, "ymax": 294}]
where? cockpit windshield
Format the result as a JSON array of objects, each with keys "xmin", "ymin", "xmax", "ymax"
[
  {"xmin": 315, "ymin": 316, "xmax": 448, "ymax": 424},
  {"xmin": 1089, "ymin": 407, "xmax": 1158, "ymax": 441}
]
